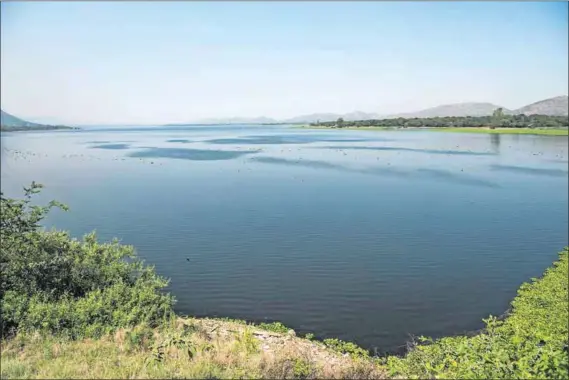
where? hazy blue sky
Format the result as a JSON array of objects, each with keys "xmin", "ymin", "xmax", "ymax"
[{"xmin": 1, "ymin": 1, "xmax": 567, "ymax": 125}]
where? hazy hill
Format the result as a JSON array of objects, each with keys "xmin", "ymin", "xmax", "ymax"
[
  {"xmin": 1, "ymin": 110, "xmax": 75, "ymax": 131},
  {"xmin": 282, "ymin": 113, "xmax": 342, "ymax": 124},
  {"xmin": 512, "ymin": 96, "xmax": 568, "ymax": 116},
  {"xmin": 171, "ymin": 111, "xmax": 383, "ymax": 125},
  {"xmin": 386, "ymin": 102, "xmax": 507, "ymax": 118},
  {"xmin": 1, "ymin": 110, "xmax": 43, "ymax": 127},
  {"xmin": 380, "ymin": 96, "xmax": 568, "ymax": 119},
  {"xmin": 343, "ymin": 111, "xmax": 382, "ymax": 121},
  {"xmin": 282, "ymin": 111, "xmax": 381, "ymax": 124},
  {"xmin": 188, "ymin": 116, "xmax": 278, "ymax": 125}
]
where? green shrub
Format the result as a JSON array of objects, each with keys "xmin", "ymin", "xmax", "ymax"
[
  {"xmin": 125, "ymin": 325, "xmax": 155, "ymax": 350},
  {"xmin": 323, "ymin": 338, "xmax": 370, "ymax": 359},
  {"xmin": 387, "ymin": 247, "xmax": 569, "ymax": 379},
  {"xmin": 292, "ymin": 358, "xmax": 313, "ymax": 379},
  {"xmin": 234, "ymin": 329, "xmax": 259, "ymax": 354},
  {"xmin": 258, "ymin": 321, "xmax": 290, "ymax": 334},
  {"xmin": 304, "ymin": 333, "xmax": 315, "ymax": 341},
  {"xmin": 0, "ymin": 183, "xmax": 176, "ymax": 339}
]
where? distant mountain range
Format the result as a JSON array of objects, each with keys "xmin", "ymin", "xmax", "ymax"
[
  {"xmin": 171, "ymin": 95, "xmax": 568, "ymax": 125},
  {"xmin": 387, "ymin": 102, "xmax": 503, "ymax": 118},
  {"xmin": 169, "ymin": 116, "xmax": 278, "ymax": 126},
  {"xmin": 281, "ymin": 111, "xmax": 382, "ymax": 124},
  {"xmin": 388, "ymin": 96, "xmax": 569, "ymax": 119},
  {"xmin": 3, "ymin": 95, "xmax": 567, "ymax": 128},
  {"xmin": 513, "ymin": 96, "xmax": 568, "ymax": 117},
  {"xmin": 174, "ymin": 112, "xmax": 383, "ymax": 125}
]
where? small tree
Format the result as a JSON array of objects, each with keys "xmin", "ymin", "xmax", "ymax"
[
  {"xmin": 491, "ymin": 108, "xmax": 504, "ymax": 129},
  {"xmin": 336, "ymin": 117, "xmax": 345, "ymax": 128}
]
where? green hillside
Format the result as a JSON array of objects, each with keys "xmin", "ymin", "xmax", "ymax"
[
  {"xmin": 0, "ymin": 110, "xmax": 43, "ymax": 127},
  {"xmin": 0, "ymin": 110, "xmax": 75, "ymax": 131}
]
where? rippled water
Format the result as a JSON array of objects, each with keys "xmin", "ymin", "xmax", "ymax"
[{"xmin": 1, "ymin": 125, "xmax": 567, "ymax": 352}]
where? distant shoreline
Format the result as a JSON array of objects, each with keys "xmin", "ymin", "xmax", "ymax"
[
  {"xmin": 162, "ymin": 122, "xmax": 302, "ymax": 127},
  {"xmin": 0, "ymin": 125, "xmax": 80, "ymax": 132},
  {"xmin": 298, "ymin": 125, "xmax": 569, "ymax": 136},
  {"xmin": 428, "ymin": 127, "xmax": 568, "ymax": 135}
]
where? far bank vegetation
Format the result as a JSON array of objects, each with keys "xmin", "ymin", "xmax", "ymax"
[{"xmin": 312, "ymin": 110, "xmax": 569, "ymax": 131}]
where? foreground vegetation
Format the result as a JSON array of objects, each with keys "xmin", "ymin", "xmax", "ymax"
[
  {"xmin": 1, "ymin": 184, "xmax": 567, "ymax": 379},
  {"xmin": 309, "ymin": 112, "xmax": 569, "ymax": 133}
]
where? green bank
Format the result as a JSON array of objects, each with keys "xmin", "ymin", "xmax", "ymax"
[
  {"xmin": 431, "ymin": 127, "xmax": 569, "ymax": 136},
  {"xmin": 299, "ymin": 113, "xmax": 569, "ymax": 136},
  {"xmin": 299, "ymin": 125, "xmax": 568, "ymax": 136}
]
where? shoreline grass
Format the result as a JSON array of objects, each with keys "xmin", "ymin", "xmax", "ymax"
[
  {"xmin": 430, "ymin": 127, "xmax": 569, "ymax": 136},
  {"xmin": 297, "ymin": 125, "xmax": 569, "ymax": 135}
]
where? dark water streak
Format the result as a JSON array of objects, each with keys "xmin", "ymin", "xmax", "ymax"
[{"xmin": 128, "ymin": 147, "xmax": 260, "ymax": 161}]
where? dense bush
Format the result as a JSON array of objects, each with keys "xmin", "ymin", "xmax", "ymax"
[
  {"xmin": 0, "ymin": 183, "xmax": 175, "ymax": 339},
  {"xmin": 387, "ymin": 247, "xmax": 569, "ymax": 379}
]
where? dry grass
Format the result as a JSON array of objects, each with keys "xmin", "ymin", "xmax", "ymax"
[{"xmin": 1, "ymin": 318, "xmax": 386, "ymax": 379}]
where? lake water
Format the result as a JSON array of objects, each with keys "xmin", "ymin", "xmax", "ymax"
[{"xmin": 1, "ymin": 125, "xmax": 567, "ymax": 353}]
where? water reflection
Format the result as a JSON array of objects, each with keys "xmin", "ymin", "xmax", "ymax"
[{"xmin": 489, "ymin": 134, "xmax": 501, "ymax": 154}]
